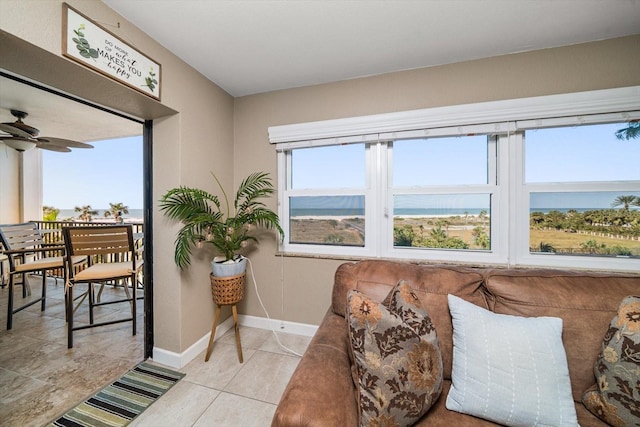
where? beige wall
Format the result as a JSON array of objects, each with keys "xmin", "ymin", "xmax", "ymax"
[
  {"xmin": 0, "ymin": 0, "xmax": 234, "ymax": 356},
  {"xmin": 0, "ymin": 126, "xmax": 41, "ymax": 224},
  {"xmin": 233, "ymin": 35, "xmax": 640, "ymax": 326},
  {"xmin": 0, "ymin": 147, "xmax": 20, "ymax": 223}
]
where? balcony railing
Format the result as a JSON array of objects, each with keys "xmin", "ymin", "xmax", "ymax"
[
  {"xmin": 32, "ymin": 220, "xmax": 144, "ymax": 245},
  {"xmin": 1, "ymin": 221, "xmax": 145, "ymax": 287},
  {"xmin": 31, "ymin": 220, "xmax": 145, "ymax": 271}
]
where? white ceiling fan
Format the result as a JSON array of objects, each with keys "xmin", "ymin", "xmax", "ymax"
[{"xmin": 0, "ymin": 109, "xmax": 94, "ymax": 152}]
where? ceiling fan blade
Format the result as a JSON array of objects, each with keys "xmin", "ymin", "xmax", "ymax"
[
  {"xmin": 1, "ymin": 136, "xmax": 37, "ymax": 151},
  {"xmin": 0, "ymin": 122, "xmax": 34, "ymax": 139},
  {"xmin": 34, "ymin": 142, "xmax": 71, "ymax": 152},
  {"xmin": 36, "ymin": 137, "xmax": 94, "ymax": 149},
  {"xmin": 2, "ymin": 110, "xmax": 89, "ymax": 152}
]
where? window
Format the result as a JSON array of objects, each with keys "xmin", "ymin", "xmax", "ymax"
[
  {"xmin": 289, "ymin": 195, "xmax": 365, "ymax": 246},
  {"xmin": 393, "ymin": 136, "xmax": 489, "ymax": 186},
  {"xmin": 517, "ymin": 121, "xmax": 640, "ymax": 266},
  {"xmin": 281, "ymin": 143, "xmax": 375, "ymax": 256},
  {"xmin": 392, "ymin": 194, "xmax": 492, "ymax": 250},
  {"xmin": 270, "ymin": 86, "xmax": 640, "ymax": 271},
  {"xmin": 391, "ymin": 136, "xmax": 495, "ymax": 253},
  {"xmin": 291, "ymin": 144, "xmax": 365, "ymax": 189},
  {"xmin": 524, "ymin": 123, "xmax": 640, "ymax": 183},
  {"xmin": 288, "ymin": 144, "xmax": 366, "ymax": 246}
]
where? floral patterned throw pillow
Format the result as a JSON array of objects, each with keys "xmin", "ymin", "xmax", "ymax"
[
  {"xmin": 583, "ymin": 296, "xmax": 640, "ymax": 427},
  {"xmin": 346, "ymin": 280, "xmax": 443, "ymax": 427}
]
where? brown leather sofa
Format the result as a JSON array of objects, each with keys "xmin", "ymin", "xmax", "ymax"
[{"xmin": 272, "ymin": 260, "xmax": 640, "ymax": 426}]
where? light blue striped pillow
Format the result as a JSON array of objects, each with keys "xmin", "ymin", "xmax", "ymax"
[{"xmin": 445, "ymin": 294, "xmax": 578, "ymax": 427}]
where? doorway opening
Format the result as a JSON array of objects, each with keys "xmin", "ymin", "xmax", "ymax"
[{"xmin": 0, "ymin": 71, "xmax": 154, "ymax": 357}]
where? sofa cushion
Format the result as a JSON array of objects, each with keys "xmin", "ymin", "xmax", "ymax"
[
  {"xmin": 415, "ymin": 381, "xmax": 504, "ymax": 426},
  {"xmin": 583, "ymin": 295, "xmax": 640, "ymax": 427},
  {"xmin": 272, "ymin": 310, "xmax": 359, "ymax": 427},
  {"xmin": 484, "ymin": 269, "xmax": 640, "ymax": 402},
  {"xmin": 334, "ymin": 260, "xmax": 486, "ymax": 379},
  {"xmin": 346, "ymin": 281, "xmax": 443, "ymax": 427},
  {"xmin": 416, "ymin": 381, "xmax": 607, "ymax": 427},
  {"xmin": 446, "ymin": 294, "xmax": 578, "ymax": 427}
]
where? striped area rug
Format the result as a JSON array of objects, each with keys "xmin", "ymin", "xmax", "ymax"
[{"xmin": 47, "ymin": 361, "xmax": 186, "ymax": 427}]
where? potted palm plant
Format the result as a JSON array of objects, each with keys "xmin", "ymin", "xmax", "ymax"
[{"xmin": 159, "ymin": 171, "xmax": 284, "ymax": 276}]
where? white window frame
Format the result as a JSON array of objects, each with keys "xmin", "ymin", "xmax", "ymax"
[
  {"xmin": 381, "ymin": 133, "xmax": 509, "ymax": 265},
  {"xmin": 270, "ymin": 86, "xmax": 640, "ymax": 271},
  {"xmin": 512, "ymin": 123, "xmax": 640, "ymax": 271},
  {"xmin": 277, "ymin": 142, "xmax": 379, "ymax": 258}
]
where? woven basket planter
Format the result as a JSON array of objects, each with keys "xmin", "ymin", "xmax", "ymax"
[{"xmin": 210, "ymin": 272, "xmax": 245, "ymax": 305}]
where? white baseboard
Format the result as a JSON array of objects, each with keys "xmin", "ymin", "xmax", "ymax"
[
  {"xmin": 238, "ymin": 314, "xmax": 318, "ymax": 337},
  {"xmin": 151, "ymin": 316, "xmax": 234, "ymax": 369},
  {"xmin": 150, "ymin": 315, "xmax": 317, "ymax": 369}
]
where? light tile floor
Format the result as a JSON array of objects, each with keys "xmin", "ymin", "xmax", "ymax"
[
  {"xmin": 0, "ymin": 275, "xmax": 310, "ymax": 427},
  {"xmin": 131, "ymin": 327, "xmax": 310, "ymax": 427}
]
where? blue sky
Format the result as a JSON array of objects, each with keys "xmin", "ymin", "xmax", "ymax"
[
  {"xmin": 290, "ymin": 122, "xmax": 639, "ymax": 210},
  {"xmin": 42, "ymin": 122, "xmax": 639, "ymax": 211},
  {"xmin": 525, "ymin": 123, "xmax": 640, "ymax": 183},
  {"xmin": 42, "ymin": 135, "xmax": 143, "ymax": 209},
  {"xmin": 530, "ymin": 192, "xmax": 640, "ymax": 210}
]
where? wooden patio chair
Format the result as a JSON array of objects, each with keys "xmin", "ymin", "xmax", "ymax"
[
  {"xmin": 0, "ymin": 222, "xmax": 86, "ymax": 329},
  {"xmin": 62, "ymin": 225, "xmax": 143, "ymax": 348},
  {"xmin": 0, "ymin": 250, "xmax": 8, "ymax": 288}
]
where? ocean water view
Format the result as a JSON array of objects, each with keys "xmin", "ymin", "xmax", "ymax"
[
  {"xmin": 395, "ymin": 208, "xmax": 486, "ymax": 216},
  {"xmin": 289, "ymin": 207, "xmax": 631, "ymax": 217},
  {"xmin": 290, "ymin": 208, "xmax": 486, "ymax": 217}
]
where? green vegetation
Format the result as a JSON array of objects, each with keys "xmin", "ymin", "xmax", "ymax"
[
  {"xmin": 280, "ymin": 193, "xmax": 640, "ymax": 256},
  {"xmin": 104, "ymin": 202, "xmax": 129, "ymax": 223},
  {"xmin": 530, "ymin": 195, "xmax": 640, "ymax": 256},
  {"xmin": 324, "ymin": 233, "xmax": 345, "ymax": 244},
  {"xmin": 394, "ymin": 224, "xmax": 470, "ymax": 249},
  {"xmin": 391, "ymin": 195, "xmax": 639, "ymax": 256},
  {"xmin": 393, "ymin": 214, "xmax": 490, "ymax": 250},
  {"xmin": 530, "ymin": 207, "xmax": 640, "ymax": 238},
  {"xmin": 74, "ymin": 205, "xmax": 98, "ymax": 222},
  {"xmin": 159, "ymin": 172, "xmax": 284, "ymax": 269},
  {"xmin": 472, "ymin": 226, "xmax": 490, "ymax": 249},
  {"xmin": 615, "ymin": 121, "xmax": 640, "ymax": 141},
  {"xmin": 611, "ymin": 195, "xmax": 640, "ymax": 211},
  {"xmin": 42, "ymin": 206, "xmax": 59, "ymax": 222},
  {"xmin": 537, "ymin": 242, "xmax": 556, "ymax": 253},
  {"xmin": 394, "ymin": 225, "xmax": 415, "ymax": 246}
]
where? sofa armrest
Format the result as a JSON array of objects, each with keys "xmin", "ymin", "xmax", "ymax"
[{"xmin": 272, "ymin": 310, "xmax": 358, "ymax": 427}]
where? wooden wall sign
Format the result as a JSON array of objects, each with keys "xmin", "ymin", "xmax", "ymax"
[{"xmin": 62, "ymin": 3, "xmax": 161, "ymax": 100}]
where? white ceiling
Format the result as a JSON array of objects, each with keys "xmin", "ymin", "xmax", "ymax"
[
  {"xmin": 0, "ymin": 75, "xmax": 142, "ymax": 144},
  {"xmin": 103, "ymin": 0, "xmax": 640, "ymax": 97}
]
